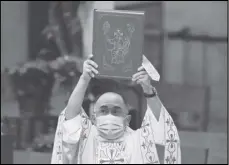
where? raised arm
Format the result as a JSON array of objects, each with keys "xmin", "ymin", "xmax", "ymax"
[
  {"xmin": 51, "ymin": 55, "xmax": 98, "ymax": 164},
  {"xmin": 65, "ymin": 54, "xmax": 98, "ymax": 120},
  {"xmin": 132, "ymin": 65, "xmax": 181, "ymax": 164},
  {"xmin": 143, "ymin": 97, "xmax": 182, "ymax": 164}
]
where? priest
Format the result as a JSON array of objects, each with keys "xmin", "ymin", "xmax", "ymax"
[{"xmin": 51, "ymin": 54, "xmax": 181, "ymax": 164}]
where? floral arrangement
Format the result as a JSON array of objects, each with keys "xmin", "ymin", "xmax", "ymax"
[
  {"xmin": 8, "ymin": 54, "xmax": 82, "ymax": 117},
  {"xmin": 49, "ymin": 55, "xmax": 82, "ymax": 91},
  {"xmin": 6, "ymin": 54, "xmax": 83, "ymax": 150},
  {"xmin": 9, "ymin": 59, "xmax": 54, "ymax": 116}
]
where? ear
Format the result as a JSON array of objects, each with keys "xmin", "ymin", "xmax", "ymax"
[{"xmin": 125, "ymin": 115, "xmax": 131, "ymax": 126}]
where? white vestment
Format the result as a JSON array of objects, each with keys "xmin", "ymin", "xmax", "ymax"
[
  {"xmin": 51, "ymin": 104, "xmax": 181, "ymax": 164},
  {"xmin": 51, "ymin": 56, "xmax": 181, "ymax": 164}
]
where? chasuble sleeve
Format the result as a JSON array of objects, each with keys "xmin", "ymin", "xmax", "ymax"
[
  {"xmin": 51, "ymin": 107, "xmax": 92, "ymax": 164},
  {"xmin": 62, "ymin": 115, "xmax": 82, "ymax": 144},
  {"xmin": 143, "ymin": 104, "xmax": 182, "ymax": 164}
]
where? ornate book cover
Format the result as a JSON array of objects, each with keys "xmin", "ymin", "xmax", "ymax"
[{"xmin": 93, "ymin": 9, "xmax": 145, "ymax": 79}]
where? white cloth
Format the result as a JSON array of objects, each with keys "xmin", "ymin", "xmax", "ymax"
[
  {"xmin": 51, "ymin": 57, "xmax": 180, "ymax": 164},
  {"xmin": 51, "ymin": 105, "xmax": 181, "ymax": 164},
  {"xmin": 142, "ymin": 55, "xmax": 160, "ymax": 81}
]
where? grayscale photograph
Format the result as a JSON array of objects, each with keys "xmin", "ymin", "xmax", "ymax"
[{"xmin": 1, "ymin": 1, "xmax": 228, "ymax": 164}]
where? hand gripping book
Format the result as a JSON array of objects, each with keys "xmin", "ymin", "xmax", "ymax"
[{"xmin": 93, "ymin": 9, "xmax": 145, "ymax": 79}]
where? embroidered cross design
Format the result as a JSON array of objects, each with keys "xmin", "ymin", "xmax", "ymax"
[
  {"xmin": 141, "ymin": 142, "xmax": 146, "ymax": 149},
  {"xmin": 166, "ymin": 137, "xmax": 178, "ymax": 144},
  {"xmin": 148, "ymin": 140, "xmax": 154, "ymax": 147},
  {"xmin": 57, "ymin": 131, "xmax": 62, "ymax": 136},
  {"xmin": 166, "ymin": 118, "xmax": 175, "ymax": 128},
  {"xmin": 56, "ymin": 146, "xmax": 62, "ymax": 161},
  {"xmin": 81, "ymin": 133, "xmax": 87, "ymax": 141},
  {"xmin": 103, "ymin": 148, "xmax": 123, "ymax": 164},
  {"xmin": 166, "ymin": 119, "xmax": 170, "ymax": 126},
  {"xmin": 164, "ymin": 114, "xmax": 180, "ymax": 164},
  {"xmin": 166, "ymin": 130, "xmax": 177, "ymax": 143},
  {"xmin": 100, "ymin": 158, "xmax": 125, "ymax": 164},
  {"xmin": 166, "ymin": 129, "xmax": 178, "ymax": 153},
  {"xmin": 98, "ymin": 142, "xmax": 126, "ymax": 164},
  {"xmin": 56, "ymin": 150, "xmax": 62, "ymax": 155}
]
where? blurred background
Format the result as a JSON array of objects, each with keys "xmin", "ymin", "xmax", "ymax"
[{"xmin": 1, "ymin": 1, "xmax": 227, "ymax": 164}]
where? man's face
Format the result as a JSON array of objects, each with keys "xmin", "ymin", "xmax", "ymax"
[
  {"xmin": 93, "ymin": 92, "xmax": 131, "ymax": 140},
  {"xmin": 94, "ymin": 92, "xmax": 128, "ymax": 118}
]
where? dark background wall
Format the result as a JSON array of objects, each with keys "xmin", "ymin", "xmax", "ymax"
[{"xmin": 28, "ymin": 1, "xmax": 49, "ymax": 60}]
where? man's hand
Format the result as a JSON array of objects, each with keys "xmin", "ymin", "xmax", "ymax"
[
  {"xmin": 65, "ymin": 54, "xmax": 98, "ymax": 120},
  {"xmin": 132, "ymin": 66, "xmax": 153, "ymax": 95},
  {"xmin": 81, "ymin": 54, "xmax": 99, "ymax": 82},
  {"xmin": 132, "ymin": 66, "xmax": 162, "ymax": 121}
]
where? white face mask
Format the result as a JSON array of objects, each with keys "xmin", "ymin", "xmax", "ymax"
[{"xmin": 96, "ymin": 114, "xmax": 126, "ymax": 140}]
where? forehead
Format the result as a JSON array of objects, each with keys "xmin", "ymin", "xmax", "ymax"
[{"xmin": 95, "ymin": 92, "xmax": 126, "ymax": 108}]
